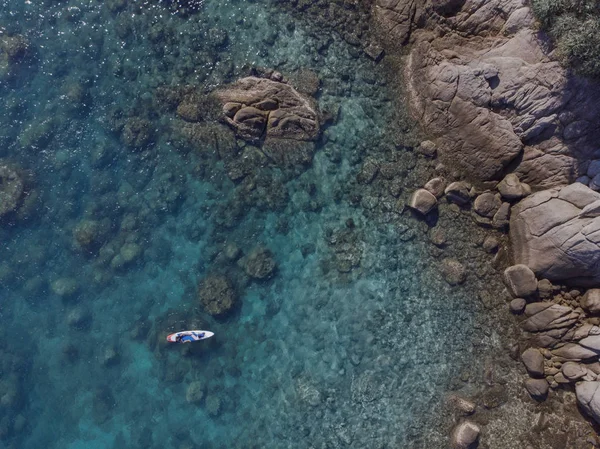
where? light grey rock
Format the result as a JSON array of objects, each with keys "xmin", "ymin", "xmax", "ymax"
[
  {"xmin": 582, "ymin": 289, "xmax": 600, "ymax": 314},
  {"xmin": 497, "ymin": 173, "xmax": 531, "ymax": 200},
  {"xmin": 424, "ymin": 177, "xmax": 446, "ymax": 198},
  {"xmin": 451, "ymin": 420, "xmax": 480, "ymax": 449},
  {"xmin": 474, "ymin": 192, "xmax": 502, "ymax": 218},
  {"xmin": 551, "ymin": 343, "xmax": 600, "ymax": 361},
  {"xmin": 521, "ymin": 348, "xmax": 544, "ymax": 377},
  {"xmin": 510, "ymin": 297, "xmax": 526, "ymax": 314},
  {"xmin": 579, "ymin": 335, "xmax": 600, "ymax": 352},
  {"xmin": 445, "ymin": 182, "xmax": 472, "ymax": 206},
  {"xmin": 510, "ymin": 184, "xmax": 600, "ymax": 285},
  {"xmin": 409, "ymin": 189, "xmax": 437, "ymax": 215},
  {"xmin": 440, "ymin": 258, "xmax": 467, "ymax": 285},
  {"xmin": 524, "ymin": 378, "xmax": 549, "ymax": 400},
  {"xmin": 576, "ymin": 381, "xmax": 600, "ymax": 424},
  {"xmin": 562, "ymin": 362, "xmax": 587, "ymax": 381},
  {"xmin": 504, "ymin": 264, "xmax": 537, "ymax": 298},
  {"xmin": 522, "ymin": 303, "xmax": 579, "ymax": 333}
]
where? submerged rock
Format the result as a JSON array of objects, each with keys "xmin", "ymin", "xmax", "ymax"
[
  {"xmin": 0, "ymin": 164, "xmax": 24, "ymax": 218},
  {"xmin": 440, "ymin": 258, "xmax": 466, "ymax": 286},
  {"xmin": 198, "ymin": 274, "xmax": 237, "ymax": 316},
  {"xmin": 186, "ymin": 381, "xmax": 205, "ymax": 404},
  {"xmin": 51, "ymin": 278, "xmax": 79, "ymax": 298},
  {"xmin": 242, "ymin": 246, "xmax": 277, "ymax": 280}
]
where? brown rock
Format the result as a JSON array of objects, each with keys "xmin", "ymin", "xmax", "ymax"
[
  {"xmin": 504, "ymin": 264, "xmax": 537, "ymax": 298},
  {"xmin": 524, "ymin": 378, "xmax": 549, "ymax": 400},
  {"xmin": 409, "ymin": 189, "xmax": 437, "ymax": 215}
]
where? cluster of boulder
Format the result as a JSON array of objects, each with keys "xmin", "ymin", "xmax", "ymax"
[
  {"xmin": 409, "ymin": 153, "xmax": 530, "ymax": 231},
  {"xmin": 504, "ymin": 262, "xmax": 600, "ymax": 425},
  {"xmin": 389, "ymin": 0, "xmax": 600, "ymax": 436}
]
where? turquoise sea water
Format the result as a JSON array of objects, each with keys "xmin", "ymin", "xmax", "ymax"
[{"xmin": 0, "ymin": 1, "xmax": 493, "ymax": 448}]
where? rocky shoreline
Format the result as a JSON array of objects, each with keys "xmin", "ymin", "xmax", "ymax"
[{"xmin": 368, "ymin": 0, "xmax": 600, "ymax": 447}]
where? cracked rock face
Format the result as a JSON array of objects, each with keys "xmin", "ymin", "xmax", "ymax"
[
  {"xmin": 379, "ymin": 0, "xmax": 600, "ymax": 187},
  {"xmin": 510, "ymin": 183, "xmax": 600, "ymax": 286},
  {"xmin": 215, "ymin": 76, "xmax": 319, "ymax": 143}
]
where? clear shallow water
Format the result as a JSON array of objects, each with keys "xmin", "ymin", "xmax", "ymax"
[{"xmin": 0, "ymin": 1, "xmax": 485, "ymax": 448}]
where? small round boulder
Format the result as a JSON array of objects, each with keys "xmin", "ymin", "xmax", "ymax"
[
  {"xmin": 474, "ymin": 192, "xmax": 502, "ymax": 218},
  {"xmin": 451, "ymin": 420, "xmax": 480, "ymax": 449},
  {"xmin": 509, "ymin": 298, "xmax": 526, "ymax": 314},
  {"xmin": 409, "ymin": 189, "xmax": 437, "ymax": 215}
]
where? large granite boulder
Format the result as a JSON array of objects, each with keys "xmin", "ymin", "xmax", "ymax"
[
  {"xmin": 510, "ymin": 183, "xmax": 600, "ymax": 286},
  {"xmin": 576, "ymin": 381, "xmax": 600, "ymax": 424},
  {"xmin": 379, "ymin": 0, "xmax": 600, "ymax": 188}
]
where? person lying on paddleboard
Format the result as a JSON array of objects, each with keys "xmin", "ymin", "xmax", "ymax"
[{"xmin": 175, "ymin": 331, "xmax": 205, "ymax": 343}]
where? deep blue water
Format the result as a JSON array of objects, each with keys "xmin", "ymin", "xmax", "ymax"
[{"xmin": 0, "ymin": 1, "xmax": 486, "ymax": 448}]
